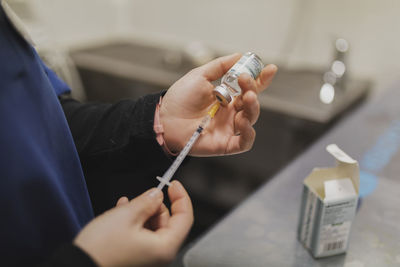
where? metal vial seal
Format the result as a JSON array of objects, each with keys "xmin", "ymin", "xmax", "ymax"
[{"xmin": 213, "ymin": 52, "xmax": 264, "ymax": 105}]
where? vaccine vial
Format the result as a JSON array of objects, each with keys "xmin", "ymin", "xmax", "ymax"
[{"xmin": 213, "ymin": 52, "xmax": 264, "ymax": 105}]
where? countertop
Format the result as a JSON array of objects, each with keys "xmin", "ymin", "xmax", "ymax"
[{"xmin": 177, "ymin": 82, "xmax": 400, "ymax": 267}]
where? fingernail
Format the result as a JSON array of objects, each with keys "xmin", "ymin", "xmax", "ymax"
[
  {"xmin": 241, "ymin": 72, "xmax": 252, "ymax": 80},
  {"xmin": 148, "ymin": 188, "xmax": 162, "ymax": 199},
  {"xmin": 267, "ymin": 64, "xmax": 278, "ymax": 72},
  {"xmin": 247, "ymin": 77, "xmax": 253, "ymax": 86},
  {"xmin": 171, "ymin": 180, "xmax": 183, "ymax": 191}
]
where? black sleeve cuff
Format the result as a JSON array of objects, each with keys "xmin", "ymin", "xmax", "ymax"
[
  {"xmin": 127, "ymin": 91, "xmax": 164, "ymax": 140},
  {"xmin": 38, "ymin": 244, "xmax": 97, "ymax": 267},
  {"xmin": 60, "ymin": 91, "xmax": 166, "ymax": 158}
]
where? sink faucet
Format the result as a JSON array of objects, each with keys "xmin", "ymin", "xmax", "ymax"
[
  {"xmin": 320, "ymin": 38, "xmax": 349, "ymax": 104},
  {"xmin": 332, "ymin": 38, "xmax": 349, "ymax": 90}
]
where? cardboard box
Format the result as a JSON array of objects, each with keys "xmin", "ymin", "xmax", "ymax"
[{"xmin": 297, "ymin": 144, "xmax": 359, "ymax": 258}]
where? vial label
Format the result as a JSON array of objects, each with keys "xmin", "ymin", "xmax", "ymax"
[
  {"xmin": 229, "ymin": 54, "xmax": 263, "ymax": 79},
  {"xmin": 213, "ymin": 52, "xmax": 264, "ymax": 105}
]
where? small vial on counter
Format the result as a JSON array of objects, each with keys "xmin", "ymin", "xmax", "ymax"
[{"xmin": 213, "ymin": 52, "xmax": 264, "ymax": 105}]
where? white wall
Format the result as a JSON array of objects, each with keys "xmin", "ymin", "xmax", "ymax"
[
  {"xmin": 7, "ymin": 0, "xmax": 119, "ymax": 49},
  {"xmin": 122, "ymin": 0, "xmax": 400, "ymax": 94},
  {"xmin": 9, "ymin": 0, "xmax": 400, "ymax": 94},
  {"xmin": 122, "ymin": 0, "xmax": 296, "ymax": 60}
]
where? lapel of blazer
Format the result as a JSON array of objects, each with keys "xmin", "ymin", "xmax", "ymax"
[{"xmin": 1, "ymin": 0, "xmax": 35, "ymax": 46}]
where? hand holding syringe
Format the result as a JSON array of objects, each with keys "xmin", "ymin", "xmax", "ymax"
[{"xmin": 155, "ymin": 102, "xmax": 220, "ymax": 191}]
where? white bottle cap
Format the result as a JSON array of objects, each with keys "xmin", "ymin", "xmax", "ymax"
[{"xmin": 213, "ymin": 84, "xmax": 232, "ymax": 106}]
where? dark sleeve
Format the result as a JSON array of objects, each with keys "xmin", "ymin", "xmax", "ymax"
[
  {"xmin": 59, "ymin": 92, "xmax": 167, "ymax": 160},
  {"xmin": 60, "ymin": 92, "xmax": 173, "ymax": 215},
  {"xmin": 38, "ymin": 244, "xmax": 97, "ymax": 267}
]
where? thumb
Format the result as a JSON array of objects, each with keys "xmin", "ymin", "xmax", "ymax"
[
  {"xmin": 128, "ymin": 188, "xmax": 164, "ymax": 225},
  {"xmin": 200, "ymin": 53, "xmax": 241, "ymax": 81}
]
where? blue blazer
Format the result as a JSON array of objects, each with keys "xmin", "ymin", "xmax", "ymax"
[{"xmin": 0, "ymin": 6, "xmax": 94, "ymax": 265}]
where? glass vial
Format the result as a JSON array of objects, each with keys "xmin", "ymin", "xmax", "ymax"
[{"xmin": 213, "ymin": 52, "xmax": 264, "ymax": 105}]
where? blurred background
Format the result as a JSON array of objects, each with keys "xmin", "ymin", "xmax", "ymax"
[{"xmin": 6, "ymin": 0, "xmax": 399, "ymax": 243}]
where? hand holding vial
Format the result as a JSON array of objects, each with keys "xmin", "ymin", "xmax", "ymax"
[{"xmin": 160, "ymin": 53, "xmax": 278, "ymax": 156}]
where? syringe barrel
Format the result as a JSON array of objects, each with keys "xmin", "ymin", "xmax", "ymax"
[
  {"xmin": 157, "ymin": 112, "xmax": 215, "ymax": 188},
  {"xmin": 161, "ymin": 129, "xmax": 202, "ymax": 183}
]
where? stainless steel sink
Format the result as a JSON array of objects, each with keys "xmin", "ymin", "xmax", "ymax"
[
  {"xmin": 71, "ymin": 41, "xmax": 198, "ymax": 102},
  {"xmin": 71, "ymin": 41, "xmax": 369, "ymax": 122},
  {"xmin": 259, "ymin": 69, "xmax": 369, "ymax": 123}
]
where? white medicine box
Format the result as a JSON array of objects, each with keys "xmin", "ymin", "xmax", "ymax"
[{"xmin": 297, "ymin": 144, "xmax": 359, "ymax": 258}]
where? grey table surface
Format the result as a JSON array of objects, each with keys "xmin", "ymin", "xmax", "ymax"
[{"xmin": 181, "ymin": 83, "xmax": 400, "ymax": 267}]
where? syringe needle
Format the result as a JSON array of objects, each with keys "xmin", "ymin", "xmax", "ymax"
[{"xmin": 154, "ymin": 102, "xmax": 220, "ymax": 191}]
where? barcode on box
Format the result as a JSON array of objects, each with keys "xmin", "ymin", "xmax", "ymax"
[{"xmin": 323, "ymin": 240, "xmax": 344, "ymax": 252}]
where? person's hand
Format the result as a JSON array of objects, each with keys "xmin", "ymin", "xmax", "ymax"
[
  {"xmin": 160, "ymin": 53, "xmax": 277, "ymax": 156},
  {"xmin": 74, "ymin": 181, "xmax": 193, "ymax": 267}
]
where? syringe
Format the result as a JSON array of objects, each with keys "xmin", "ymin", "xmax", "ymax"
[{"xmin": 155, "ymin": 102, "xmax": 220, "ymax": 191}]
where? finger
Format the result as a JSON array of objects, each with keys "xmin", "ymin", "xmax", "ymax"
[
  {"xmin": 128, "ymin": 188, "xmax": 164, "ymax": 225},
  {"xmin": 227, "ymin": 115, "xmax": 256, "ymax": 154},
  {"xmin": 234, "ymin": 73, "xmax": 257, "ymax": 112},
  {"xmin": 238, "ymin": 72, "xmax": 257, "ymax": 94},
  {"xmin": 148, "ymin": 203, "xmax": 170, "ymax": 230},
  {"xmin": 200, "ymin": 53, "xmax": 241, "ymax": 81},
  {"xmin": 116, "ymin": 196, "xmax": 129, "ymax": 207},
  {"xmin": 157, "ymin": 181, "xmax": 193, "ymax": 247},
  {"xmin": 233, "ymin": 95, "xmax": 244, "ymax": 112},
  {"xmin": 241, "ymin": 90, "xmax": 260, "ymax": 126},
  {"xmin": 255, "ymin": 64, "xmax": 278, "ymax": 94}
]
